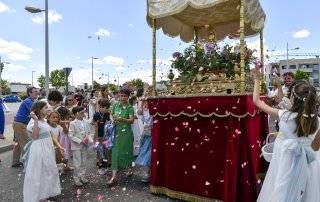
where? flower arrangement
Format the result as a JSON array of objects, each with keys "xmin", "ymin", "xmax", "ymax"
[{"xmin": 171, "ymin": 41, "xmax": 256, "ymax": 83}]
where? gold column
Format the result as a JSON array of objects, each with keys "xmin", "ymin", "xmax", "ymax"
[
  {"xmin": 260, "ymin": 29, "xmax": 264, "ymax": 68},
  {"xmin": 194, "ymin": 27, "xmax": 199, "ymax": 44},
  {"xmin": 152, "ymin": 18, "xmax": 157, "ymax": 96},
  {"xmin": 260, "ymin": 29, "xmax": 265, "ymax": 93},
  {"xmin": 239, "ymin": 0, "xmax": 245, "ymax": 92}
]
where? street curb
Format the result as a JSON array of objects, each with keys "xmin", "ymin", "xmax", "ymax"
[{"xmin": 0, "ymin": 144, "xmax": 13, "ymax": 154}]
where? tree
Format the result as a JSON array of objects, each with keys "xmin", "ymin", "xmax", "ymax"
[
  {"xmin": 37, "ymin": 75, "xmax": 45, "ymax": 89},
  {"xmin": 130, "ymin": 78, "xmax": 144, "ymax": 89},
  {"xmin": 93, "ymin": 80, "xmax": 101, "ymax": 90},
  {"xmin": 294, "ymin": 70, "xmax": 310, "ymax": 81},
  {"xmin": 0, "ymin": 80, "xmax": 11, "ymax": 95},
  {"xmin": 106, "ymin": 83, "xmax": 118, "ymax": 92},
  {"xmin": 50, "ymin": 69, "xmax": 66, "ymax": 89}
]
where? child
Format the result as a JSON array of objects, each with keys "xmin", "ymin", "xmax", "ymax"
[
  {"xmin": 252, "ymin": 64, "xmax": 320, "ymax": 201},
  {"xmin": 92, "ymin": 98, "xmax": 111, "ymax": 172},
  {"xmin": 69, "ymin": 106, "xmax": 91, "ymax": 186},
  {"xmin": 23, "ymin": 101, "xmax": 61, "ymax": 202},
  {"xmin": 57, "ymin": 107, "xmax": 74, "ymax": 171},
  {"xmin": 135, "ymin": 99, "xmax": 152, "ymax": 182},
  {"xmin": 47, "ymin": 111, "xmax": 65, "ymax": 165},
  {"xmin": 130, "ymin": 96, "xmax": 142, "ymax": 156}
]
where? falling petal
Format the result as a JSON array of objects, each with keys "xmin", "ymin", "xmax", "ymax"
[
  {"xmin": 181, "ymin": 148, "xmax": 184, "ymax": 151},
  {"xmin": 153, "ymin": 120, "xmax": 159, "ymax": 124},
  {"xmin": 257, "ymin": 179, "xmax": 261, "ymax": 184},
  {"xmin": 192, "ymin": 165, "xmax": 196, "ymax": 170},
  {"xmin": 197, "ymin": 129, "xmax": 201, "ymax": 133},
  {"xmin": 232, "ymin": 106, "xmax": 237, "ymax": 109},
  {"xmin": 216, "ymin": 108, "xmax": 219, "ymax": 111},
  {"xmin": 157, "ymin": 161, "xmax": 160, "ymax": 165},
  {"xmin": 205, "ymin": 181, "xmax": 211, "ymax": 186},
  {"xmin": 175, "ymin": 127, "xmax": 180, "ymax": 132},
  {"xmin": 194, "ymin": 117, "xmax": 198, "ymax": 121},
  {"xmin": 184, "ymin": 171, "xmax": 188, "ymax": 175},
  {"xmin": 189, "ymin": 127, "xmax": 192, "ymax": 132},
  {"xmin": 174, "ymin": 137, "xmax": 179, "ymax": 140},
  {"xmin": 122, "ymin": 187, "xmax": 127, "ymax": 191},
  {"xmin": 171, "ymin": 142, "xmax": 175, "ymax": 146},
  {"xmin": 187, "ymin": 106, "xmax": 192, "ymax": 109},
  {"xmin": 211, "ymin": 119, "xmax": 215, "ymax": 125},
  {"xmin": 96, "ymin": 194, "xmax": 104, "ymax": 201},
  {"xmin": 153, "ymin": 149, "xmax": 157, "ymax": 152},
  {"xmin": 186, "ymin": 142, "xmax": 190, "ymax": 146}
]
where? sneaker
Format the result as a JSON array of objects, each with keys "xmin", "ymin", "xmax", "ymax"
[
  {"xmin": 80, "ymin": 176, "xmax": 89, "ymax": 184},
  {"xmin": 11, "ymin": 162, "xmax": 23, "ymax": 168},
  {"xmin": 74, "ymin": 179, "xmax": 83, "ymax": 186},
  {"xmin": 98, "ymin": 168, "xmax": 107, "ymax": 175}
]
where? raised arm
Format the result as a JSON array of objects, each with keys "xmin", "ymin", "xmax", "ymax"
[{"xmin": 252, "ymin": 65, "xmax": 279, "ymax": 118}]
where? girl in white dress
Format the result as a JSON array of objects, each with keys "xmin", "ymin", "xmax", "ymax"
[
  {"xmin": 252, "ymin": 65, "xmax": 320, "ymax": 202},
  {"xmin": 22, "ymin": 101, "xmax": 61, "ymax": 202},
  {"xmin": 130, "ymin": 96, "xmax": 142, "ymax": 156}
]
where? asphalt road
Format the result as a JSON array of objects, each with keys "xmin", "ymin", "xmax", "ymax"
[{"xmin": 0, "ymin": 150, "xmax": 178, "ymax": 202}]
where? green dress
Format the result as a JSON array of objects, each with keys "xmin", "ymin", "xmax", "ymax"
[{"xmin": 111, "ymin": 102, "xmax": 134, "ymax": 170}]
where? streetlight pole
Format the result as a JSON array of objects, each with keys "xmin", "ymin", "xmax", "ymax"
[
  {"xmin": 44, "ymin": 0, "xmax": 49, "ymax": 97},
  {"xmin": 32, "ymin": 71, "xmax": 36, "ymax": 86},
  {"xmin": 91, "ymin": 56, "xmax": 98, "ymax": 89},
  {"xmin": 25, "ymin": 0, "xmax": 49, "ymax": 97},
  {"xmin": 286, "ymin": 42, "xmax": 299, "ymax": 72}
]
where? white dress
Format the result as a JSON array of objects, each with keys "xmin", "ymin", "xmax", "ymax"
[
  {"xmin": 23, "ymin": 119, "xmax": 61, "ymax": 202},
  {"xmin": 132, "ymin": 103, "xmax": 142, "ymax": 156},
  {"xmin": 258, "ymin": 110, "xmax": 320, "ymax": 202}
]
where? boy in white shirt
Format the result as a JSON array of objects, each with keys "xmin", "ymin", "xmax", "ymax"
[{"xmin": 69, "ymin": 106, "xmax": 91, "ymax": 186}]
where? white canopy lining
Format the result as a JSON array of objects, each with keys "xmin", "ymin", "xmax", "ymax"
[{"xmin": 147, "ymin": 0, "xmax": 265, "ymax": 42}]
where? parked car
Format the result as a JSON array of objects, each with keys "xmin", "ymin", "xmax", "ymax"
[{"xmin": 2, "ymin": 95, "xmax": 22, "ymax": 103}]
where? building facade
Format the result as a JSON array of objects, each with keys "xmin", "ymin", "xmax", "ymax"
[
  {"xmin": 10, "ymin": 82, "xmax": 31, "ymax": 94},
  {"xmin": 279, "ymin": 58, "xmax": 320, "ymax": 87}
]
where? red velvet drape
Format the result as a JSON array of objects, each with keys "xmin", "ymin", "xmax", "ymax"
[{"xmin": 148, "ymin": 95, "xmax": 268, "ymax": 202}]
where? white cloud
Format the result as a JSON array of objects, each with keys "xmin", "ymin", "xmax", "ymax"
[
  {"xmin": 91, "ymin": 56, "xmax": 125, "ymax": 69},
  {"xmin": 95, "ymin": 28, "xmax": 111, "ymax": 37},
  {"xmin": 31, "ymin": 10, "xmax": 62, "ymax": 24},
  {"xmin": 0, "ymin": 38, "xmax": 33, "ymax": 61},
  {"xmin": 292, "ymin": 29, "xmax": 310, "ymax": 39},
  {"xmin": 5, "ymin": 63, "xmax": 26, "ymax": 72},
  {"xmin": 0, "ymin": 2, "xmax": 15, "ymax": 13}
]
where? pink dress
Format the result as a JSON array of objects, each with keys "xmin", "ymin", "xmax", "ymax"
[{"xmin": 58, "ymin": 123, "xmax": 71, "ymax": 160}]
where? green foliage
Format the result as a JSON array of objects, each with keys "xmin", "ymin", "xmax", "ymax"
[
  {"xmin": 0, "ymin": 80, "xmax": 11, "ymax": 95},
  {"xmin": 93, "ymin": 80, "xmax": 101, "ymax": 90},
  {"xmin": 294, "ymin": 70, "xmax": 310, "ymax": 81},
  {"xmin": 171, "ymin": 42, "xmax": 256, "ymax": 83},
  {"xmin": 50, "ymin": 69, "xmax": 66, "ymax": 89},
  {"xmin": 106, "ymin": 83, "xmax": 118, "ymax": 92},
  {"xmin": 130, "ymin": 78, "xmax": 144, "ymax": 89},
  {"xmin": 37, "ymin": 75, "xmax": 45, "ymax": 89}
]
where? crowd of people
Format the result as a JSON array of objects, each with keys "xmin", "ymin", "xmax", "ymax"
[{"xmin": 2, "ymin": 85, "xmax": 152, "ymax": 202}]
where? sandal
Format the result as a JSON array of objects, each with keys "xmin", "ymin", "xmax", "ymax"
[
  {"xmin": 126, "ymin": 170, "xmax": 133, "ymax": 177},
  {"xmin": 107, "ymin": 177, "xmax": 117, "ymax": 187}
]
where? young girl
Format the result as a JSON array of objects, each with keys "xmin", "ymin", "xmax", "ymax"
[
  {"xmin": 135, "ymin": 99, "xmax": 152, "ymax": 182},
  {"xmin": 69, "ymin": 106, "xmax": 91, "ymax": 186},
  {"xmin": 57, "ymin": 106, "xmax": 73, "ymax": 171},
  {"xmin": 130, "ymin": 96, "xmax": 142, "ymax": 156},
  {"xmin": 22, "ymin": 101, "xmax": 61, "ymax": 202},
  {"xmin": 252, "ymin": 64, "xmax": 320, "ymax": 201}
]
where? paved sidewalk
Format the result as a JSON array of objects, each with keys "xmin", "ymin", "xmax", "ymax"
[{"xmin": 0, "ymin": 124, "xmax": 14, "ymax": 153}]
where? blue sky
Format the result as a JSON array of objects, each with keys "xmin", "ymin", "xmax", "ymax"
[{"xmin": 0, "ymin": 0, "xmax": 319, "ymax": 87}]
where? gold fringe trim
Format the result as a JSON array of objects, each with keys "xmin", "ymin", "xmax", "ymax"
[
  {"xmin": 151, "ymin": 111, "xmax": 258, "ymax": 118},
  {"xmin": 150, "ymin": 185, "xmax": 221, "ymax": 202}
]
